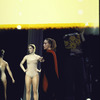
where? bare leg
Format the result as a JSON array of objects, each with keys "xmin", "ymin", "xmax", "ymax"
[
  {"xmin": 25, "ymin": 75, "xmax": 32, "ymax": 100},
  {"xmin": 32, "ymin": 74, "xmax": 39, "ymax": 100},
  {"xmin": 2, "ymin": 80, "xmax": 7, "ymax": 100}
]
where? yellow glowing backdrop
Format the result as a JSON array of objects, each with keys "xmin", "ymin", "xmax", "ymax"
[{"xmin": 0, "ymin": 0, "xmax": 99, "ymax": 29}]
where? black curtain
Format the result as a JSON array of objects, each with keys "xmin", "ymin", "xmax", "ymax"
[{"xmin": 0, "ymin": 29, "xmax": 28, "ymax": 100}]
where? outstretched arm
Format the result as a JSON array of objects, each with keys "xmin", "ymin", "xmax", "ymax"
[
  {"xmin": 80, "ymin": 29, "xmax": 85, "ymax": 42},
  {"xmin": 35, "ymin": 57, "xmax": 45, "ymax": 72},
  {"xmin": 6, "ymin": 63, "xmax": 15, "ymax": 83},
  {"xmin": 75, "ymin": 27, "xmax": 85, "ymax": 42},
  {"xmin": 20, "ymin": 56, "xmax": 27, "ymax": 73}
]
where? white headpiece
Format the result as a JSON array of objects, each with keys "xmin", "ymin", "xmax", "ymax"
[{"xmin": 29, "ymin": 44, "xmax": 36, "ymax": 53}]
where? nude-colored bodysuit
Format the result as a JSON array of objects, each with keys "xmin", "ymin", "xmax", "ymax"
[
  {"xmin": 26, "ymin": 54, "xmax": 41, "ymax": 78},
  {"xmin": 0, "ymin": 64, "xmax": 6, "ymax": 82}
]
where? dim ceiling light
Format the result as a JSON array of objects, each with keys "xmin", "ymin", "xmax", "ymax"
[{"xmin": 17, "ymin": 25, "xmax": 21, "ymax": 29}]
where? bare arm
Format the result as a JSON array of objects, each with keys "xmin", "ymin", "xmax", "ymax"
[
  {"xmin": 6, "ymin": 63, "xmax": 15, "ymax": 83},
  {"xmin": 20, "ymin": 56, "xmax": 27, "ymax": 73},
  {"xmin": 80, "ymin": 29, "xmax": 85, "ymax": 42},
  {"xmin": 35, "ymin": 57, "xmax": 44, "ymax": 73},
  {"xmin": 75, "ymin": 27, "xmax": 85, "ymax": 42}
]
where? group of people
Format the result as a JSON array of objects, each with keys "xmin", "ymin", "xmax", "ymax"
[
  {"xmin": 0, "ymin": 28, "xmax": 87, "ymax": 100},
  {"xmin": 0, "ymin": 38, "xmax": 59, "ymax": 100}
]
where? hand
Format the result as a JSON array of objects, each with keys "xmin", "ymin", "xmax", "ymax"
[
  {"xmin": 40, "ymin": 57, "xmax": 45, "ymax": 62},
  {"xmin": 38, "ymin": 69, "xmax": 41, "ymax": 72},
  {"xmin": 12, "ymin": 79, "xmax": 15, "ymax": 83},
  {"xmin": 41, "ymin": 59, "xmax": 45, "ymax": 62},
  {"xmin": 35, "ymin": 68, "xmax": 41, "ymax": 72},
  {"xmin": 24, "ymin": 68, "xmax": 28, "ymax": 73},
  {"xmin": 42, "ymin": 59, "xmax": 45, "ymax": 62}
]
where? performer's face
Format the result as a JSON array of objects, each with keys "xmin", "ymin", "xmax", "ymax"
[
  {"xmin": 43, "ymin": 40, "xmax": 51, "ymax": 50},
  {"xmin": 28, "ymin": 46, "xmax": 34, "ymax": 54}
]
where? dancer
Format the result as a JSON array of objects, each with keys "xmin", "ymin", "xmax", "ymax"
[
  {"xmin": 0, "ymin": 49, "xmax": 15, "ymax": 100},
  {"xmin": 20, "ymin": 44, "xmax": 44, "ymax": 100}
]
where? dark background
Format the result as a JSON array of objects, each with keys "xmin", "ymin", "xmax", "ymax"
[
  {"xmin": 0, "ymin": 28, "xmax": 99, "ymax": 100},
  {"xmin": 0, "ymin": 30, "xmax": 28, "ymax": 100}
]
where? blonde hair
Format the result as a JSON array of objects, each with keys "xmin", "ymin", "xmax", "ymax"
[
  {"xmin": 28, "ymin": 44, "xmax": 36, "ymax": 53},
  {"xmin": 45, "ymin": 38, "xmax": 57, "ymax": 51}
]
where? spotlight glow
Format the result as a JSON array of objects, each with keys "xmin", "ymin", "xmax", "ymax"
[
  {"xmin": 17, "ymin": 25, "xmax": 21, "ymax": 29},
  {"xmin": 85, "ymin": 22, "xmax": 89, "ymax": 26},
  {"xmin": 86, "ymin": 98, "xmax": 91, "ymax": 100}
]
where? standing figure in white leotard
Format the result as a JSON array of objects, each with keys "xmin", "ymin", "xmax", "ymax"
[
  {"xmin": 0, "ymin": 49, "xmax": 15, "ymax": 100},
  {"xmin": 20, "ymin": 44, "xmax": 44, "ymax": 100}
]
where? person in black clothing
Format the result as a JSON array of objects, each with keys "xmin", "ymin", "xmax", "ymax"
[{"xmin": 39, "ymin": 38, "xmax": 59, "ymax": 100}]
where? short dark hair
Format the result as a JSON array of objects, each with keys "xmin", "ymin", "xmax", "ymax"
[{"xmin": 0, "ymin": 49, "xmax": 5, "ymax": 58}]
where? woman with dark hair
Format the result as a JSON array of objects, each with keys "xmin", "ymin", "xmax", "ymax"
[
  {"xmin": 20, "ymin": 44, "xmax": 44, "ymax": 100},
  {"xmin": 39, "ymin": 38, "xmax": 59, "ymax": 100},
  {"xmin": 0, "ymin": 49, "xmax": 15, "ymax": 100}
]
